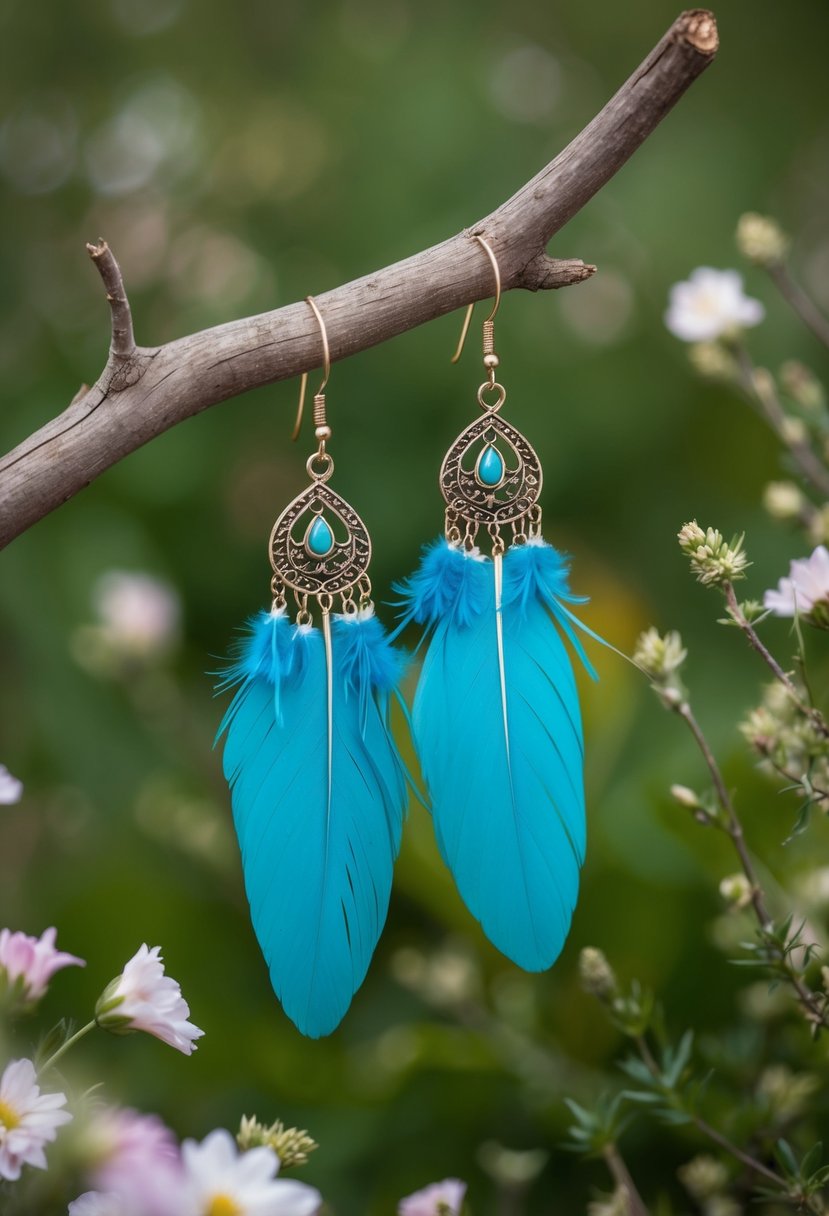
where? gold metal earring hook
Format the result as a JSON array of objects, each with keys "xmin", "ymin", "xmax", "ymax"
[
  {"xmin": 292, "ymin": 295, "xmax": 331, "ymax": 442},
  {"xmin": 451, "ymin": 234, "xmax": 502, "ymax": 364}
]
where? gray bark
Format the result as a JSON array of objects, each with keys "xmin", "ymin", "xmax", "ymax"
[{"xmin": 0, "ymin": 9, "xmax": 718, "ymax": 549}]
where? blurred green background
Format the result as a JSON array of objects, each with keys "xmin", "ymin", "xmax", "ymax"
[{"xmin": 2, "ymin": 0, "xmax": 829, "ymax": 1211}]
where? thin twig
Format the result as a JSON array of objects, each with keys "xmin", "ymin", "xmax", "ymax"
[
  {"xmin": 633, "ymin": 1034, "xmax": 785, "ymax": 1191},
  {"xmin": 677, "ymin": 700, "xmax": 772, "ymax": 929},
  {"xmin": 601, "ymin": 1143, "xmax": 651, "ymax": 1216},
  {"xmin": 768, "ymin": 261, "xmax": 829, "ymax": 352},
  {"xmin": 723, "ymin": 582, "xmax": 829, "ymax": 740},
  {"xmin": 733, "ymin": 344, "xmax": 829, "ymax": 499},
  {"xmin": 0, "ymin": 10, "xmax": 719, "ymax": 549},
  {"xmin": 86, "ymin": 239, "xmax": 136, "ymax": 359},
  {"xmin": 675, "ymin": 697, "xmax": 829, "ymax": 1030}
]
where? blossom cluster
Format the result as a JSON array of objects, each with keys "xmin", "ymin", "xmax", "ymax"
[{"xmin": 0, "ymin": 924, "xmax": 466, "ymax": 1214}]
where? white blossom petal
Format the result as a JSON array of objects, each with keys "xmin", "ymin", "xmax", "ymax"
[{"xmin": 665, "ymin": 267, "xmax": 765, "ymax": 343}]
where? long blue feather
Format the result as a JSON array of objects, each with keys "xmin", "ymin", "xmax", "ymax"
[
  {"xmin": 396, "ymin": 537, "xmax": 596, "ymax": 971},
  {"xmin": 217, "ymin": 608, "xmax": 408, "ymax": 1037}
]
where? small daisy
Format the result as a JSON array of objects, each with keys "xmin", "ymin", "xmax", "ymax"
[
  {"xmin": 181, "ymin": 1128, "xmax": 321, "ymax": 1215},
  {"xmin": 665, "ymin": 267, "xmax": 764, "ymax": 342},
  {"xmin": 0, "ymin": 1058, "xmax": 71, "ymax": 1181},
  {"xmin": 95, "ymin": 944, "xmax": 204, "ymax": 1055}
]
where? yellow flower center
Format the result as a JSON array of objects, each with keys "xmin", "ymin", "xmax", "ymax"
[
  {"xmin": 0, "ymin": 1100, "xmax": 21, "ymax": 1130},
  {"xmin": 205, "ymin": 1195, "xmax": 243, "ymax": 1216}
]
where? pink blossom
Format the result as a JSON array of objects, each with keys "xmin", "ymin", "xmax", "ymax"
[
  {"xmin": 95, "ymin": 944, "xmax": 204, "ymax": 1055},
  {"xmin": 86, "ymin": 1106, "xmax": 183, "ymax": 1214},
  {"xmin": 94, "ymin": 570, "xmax": 180, "ymax": 659},
  {"xmin": 68, "ymin": 1195, "xmax": 124, "ymax": 1216},
  {"xmin": 764, "ymin": 545, "xmax": 829, "ymax": 623},
  {"xmin": 0, "ymin": 926, "xmax": 84, "ymax": 1002},
  {"xmin": 0, "ymin": 1058, "xmax": 72, "ymax": 1181},
  {"xmin": 0, "ymin": 764, "xmax": 23, "ymax": 805},
  {"xmin": 399, "ymin": 1178, "xmax": 467, "ymax": 1216}
]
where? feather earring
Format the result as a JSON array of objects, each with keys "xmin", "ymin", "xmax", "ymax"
[
  {"xmin": 396, "ymin": 236, "xmax": 598, "ymax": 972},
  {"xmin": 217, "ymin": 297, "xmax": 408, "ymax": 1038}
]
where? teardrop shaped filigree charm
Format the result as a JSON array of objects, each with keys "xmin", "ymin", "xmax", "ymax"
[
  {"xmin": 439, "ymin": 411, "xmax": 542, "ymax": 528},
  {"xmin": 269, "ymin": 480, "xmax": 372, "ymax": 596}
]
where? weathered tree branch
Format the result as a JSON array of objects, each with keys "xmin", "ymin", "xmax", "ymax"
[{"xmin": 0, "ymin": 9, "xmax": 717, "ymax": 550}]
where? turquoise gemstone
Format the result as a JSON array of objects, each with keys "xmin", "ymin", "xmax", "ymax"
[
  {"xmin": 476, "ymin": 444, "xmax": 504, "ymax": 487},
  {"xmin": 305, "ymin": 515, "xmax": 334, "ymax": 557}
]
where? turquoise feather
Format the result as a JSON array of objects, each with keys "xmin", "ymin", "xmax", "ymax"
[
  {"xmin": 396, "ymin": 537, "xmax": 595, "ymax": 971},
  {"xmin": 217, "ymin": 608, "xmax": 408, "ymax": 1037}
]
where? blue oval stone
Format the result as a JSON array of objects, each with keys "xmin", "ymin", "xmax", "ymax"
[
  {"xmin": 306, "ymin": 515, "xmax": 334, "ymax": 557},
  {"xmin": 476, "ymin": 444, "xmax": 504, "ymax": 487}
]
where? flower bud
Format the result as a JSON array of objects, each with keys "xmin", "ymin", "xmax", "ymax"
[
  {"xmin": 763, "ymin": 481, "xmax": 804, "ymax": 520},
  {"xmin": 688, "ymin": 342, "xmax": 737, "ymax": 381},
  {"xmin": 780, "ymin": 416, "xmax": 808, "ymax": 446},
  {"xmin": 678, "ymin": 1153, "xmax": 729, "ymax": 1201},
  {"xmin": 578, "ymin": 947, "xmax": 617, "ymax": 999},
  {"xmin": 670, "ymin": 784, "xmax": 700, "ymax": 809},
  {"xmin": 237, "ymin": 1116, "xmax": 317, "ymax": 1167},
  {"xmin": 780, "ymin": 360, "xmax": 826, "ymax": 413},
  {"xmin": 633, "ymin": 628, "xmax": 687, "ymax": 680},
  {"xmin": 678, "ymin": 520, "xmax": 750, "ymax": 587},
  {"xmin": 736, "ymin": 213, "xmax": 789, "ymax": 267},
  {"xmin": 719, "ymin": 873, "xmax": 753, "ymax": 910}
]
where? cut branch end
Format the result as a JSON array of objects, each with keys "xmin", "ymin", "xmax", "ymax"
[{"xmin": 679, "ymin": 9, "xmax": 719, "ymax": 55}]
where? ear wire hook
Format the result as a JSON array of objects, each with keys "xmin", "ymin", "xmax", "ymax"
[
  {"xmin": 451, "ymin": 234, "xmax": 502, "ymax": 365},
  {"xmin": 292, "ymin": 295, "xmax": 332, "ymax": 444}
]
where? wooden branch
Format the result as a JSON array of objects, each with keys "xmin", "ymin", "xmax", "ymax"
[
  {"xmin": 86, "ymin": 239, "xmax": 136, "ymax": 360},
  {"xmin": 0, "ymin": 9, "xmax": 718, "ymax": 550}
]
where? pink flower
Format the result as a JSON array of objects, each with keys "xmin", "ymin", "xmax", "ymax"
[
  {"xmin": 764, "ymin": 545, "xmax": 829, "ymax": 626},
  {"xmin": 0, "ymin": 1058, "xmax": 72, "ymax": 1181},
  {"xmin": 0, "ymin": 927, "xmax": 84, "ymax": 1003},
  {"xmin": 0, "ymin": 765, "xmax": 23, "ymax": 805},
  {"xmin": 181, "ymin": 1128, "xmax": 321, "ymax": 1215},
  {"xmin": 94, "ymin": 571, "xmax": 180, "ymax": 659},
  {"xmin": 95, "ymin": 944, "xmax": 204, "ymax": 1055},
  {"xmin": 399, "ymin": 1179, "xmax": 467, "ymax": 1216},
  {"xmin": 85, "ymin": 1106, "xmax": 183, "ymax": 1214}
]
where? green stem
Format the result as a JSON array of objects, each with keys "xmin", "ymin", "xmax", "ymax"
[
  {"xmin": 767, "ymin": 261, "xmax": 829, "ymax": 352},
  {"xmin": 39, "ymin": 1020, "xmax": 97, "ymax": 1075},
  {"xmin": 723, "ymin": 582, "xmax": 829, "ymax": 740},
  {"xmin": 732, "ymin": 342, "xmax": 829, "ymax": 499},
  {"xmin": 675, "ymin": 695, "xmax": 829, "ymax": 1032}
]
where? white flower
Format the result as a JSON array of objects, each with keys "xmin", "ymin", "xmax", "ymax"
[
  {"xmin": 764, "ymin": 545, "xmax": 829, "ymax": 622},
  {"xmin": 0, "ymin": 926, "xmax": 84, "ymax": 1002},
  {"xmin": 94, "ymin": 570, "xmax": 180, "ymax": 659},
  {"xmin": 665, "ymin": 267, "xmax": 764, "ymax": 342},
  {"xmin": 0, "ymin": 1058, "xmax": 71, "ymax": 1181},
  {"xmin": 181, "ymin": 1128, "xmax": 322, "ymax": 1215},
  {"xmin": 0, "ymin": 764, "xmax": 23, "ymax": 805},
  {"xmin": 95, "ymin": 944, "xmax": 204, "ymax": 1055},
  {"xmin": 399, "ymin": 1178, "xmax": 467, "ymax": 1216}
]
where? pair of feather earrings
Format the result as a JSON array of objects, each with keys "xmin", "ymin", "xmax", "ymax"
[{"xmin": 217, "ymin": 240, "xmax": 597, "ymax": 1038}]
